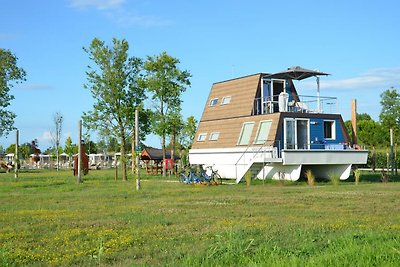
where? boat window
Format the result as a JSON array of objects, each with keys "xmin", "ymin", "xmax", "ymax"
[
  {"xmin": 238, "ymin": 122, "xmax": 255, "ymax": 145},
  {"xmin": 209, "ymin": 132, "xmax": 220, "ymax": 141},
  {"xmin": 209, "ymin": 98, "xmax": 218, "ymax": 106},
  {"xmin": 254, "ymin": 120, "xmax": 272, "ymax": 144},
  {"xmin": 197, "ymin": 133, "xmax": 207, "ymax": 142},
  {"xmin": 324, "ymin": 120, "xmax": 336, "ymax": 139},
  {"xmin": 221, "ymin": 96, "xmax": 231, "ymax": 105}
]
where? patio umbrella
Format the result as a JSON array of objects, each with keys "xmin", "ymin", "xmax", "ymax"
[{"xmin": 265, "ymin": 66, "xmax": 330, "ymax": 112}]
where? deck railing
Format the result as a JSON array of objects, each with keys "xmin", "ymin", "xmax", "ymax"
[
  {"xmin": 234, "ymin": 140, "xmax": 281, "ymax": 181},
  {"xmin": 253, "ymin": 94, "xmax": 338, "ymax": 115}
]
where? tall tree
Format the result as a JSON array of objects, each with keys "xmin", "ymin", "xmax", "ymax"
[
  {"xmin": 380, "ymin": 87, "xmax": 400, "ymax": 130},
  {"xmin": 380, "ymin": 87, "xmax": 400, "ymax": 144},
  {"xmin": 0, "ymin": 49, "xmax": 26, "ymax": 136},
  {"xmin": 82, "ymin": 38, "xmax": 149, "ymax": 181},
  {"xmin": 166, "ymin": 108, "xmax": 184, "ymax": 171},
  {"xmin": 51, "ymin": 112, "xmax": 63, "ymax": 171},
  {"xmin": 142, "ymin": 52, "xmax": 191, "ymax": 176}
]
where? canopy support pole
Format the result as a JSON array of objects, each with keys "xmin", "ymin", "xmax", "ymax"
[{"xmin": 316, "ymin": 76, "xmax": 321, "ymax": 113}]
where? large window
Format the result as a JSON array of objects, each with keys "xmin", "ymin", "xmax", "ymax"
[
  {"xmin": 324, "ymin": 120, "xmax": 336, "ymax": 139},
  {"xmin": 254, "ymin": 120, "xmax": 272, "ymax": 144},
  {"xmin": 238, "ymin": 122, "xmax": 254, "ymax": 145}
]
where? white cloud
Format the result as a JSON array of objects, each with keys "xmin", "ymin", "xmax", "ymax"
[
  {"xmin": 69, "ymin": 0, "xmax": 170, "ymax": 27},
  {"xmin": 38, "ymin": 131, "xmax": 53, "ymax": 143},
  {"xmin": 69, "ymin": 0, "xmax": 124, "ymax": 10},
  {"xmin": 15, "ymin": 83, "xmax": 53, "ymax": 90},
  {"xmin": 0, "ymin": 33, "xmax": 19, "ymax": 41},
  {"xmin": 298, "ymin": 67, "xmax": 400, "ymax": 91},
  {"xmin": 106, "ymin": 10, "xmax": 171, "ymax": 27},
  {"xmin": 112, "ymin": 11, "xmax": 171, "ymax": 27}
]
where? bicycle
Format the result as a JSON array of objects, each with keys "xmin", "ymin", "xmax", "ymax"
[
  {"xmin": 200, "ymin": 165, "xmax": 222, "ymax": 184},
  {"xmin": 179, "ymin": 168, "xmax": 201, "ymax": 184}
]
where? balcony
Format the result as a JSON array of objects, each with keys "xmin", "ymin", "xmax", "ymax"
[{"xmin": 253, "ymin": 94, "xmax": 338, "ymax": 115}]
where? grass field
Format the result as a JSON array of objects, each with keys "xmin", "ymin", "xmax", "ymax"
[{"xmin": 1, "ymin": 169, "xmax": 400, "ymax": 266}]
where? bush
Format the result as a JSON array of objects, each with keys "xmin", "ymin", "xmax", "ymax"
[
  {"xmin": 366, "ymin": 149, "xmax": 399, "ymax": 170},
  {"xmin": 354, "ymin": 169, "xmax": 361, "ymax": 185},
  {"xmin": 328, "ymin": 173, "xmax": 340, "ymax": 186},
  {"xmin": 305, "ymin": 169, "xmax": 315, "ymax": 186}
]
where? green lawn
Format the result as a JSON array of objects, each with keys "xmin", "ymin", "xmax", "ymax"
[{"xmin": 0, "ymin": 169, "xmax": 400, "ymax": 266}]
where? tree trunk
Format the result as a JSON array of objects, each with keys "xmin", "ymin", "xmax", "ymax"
[
  {"xmin": 160, "ymin": 99, "xmax": 166, "ymax": 177},
  {"xmin": 120, "ymin": 127, "xmax": 127, "ymax": 181},
  {"xmin": 171, "ymin": 131, "xmax": 175, "ymax": 174},
  {"xmin": 56, "ymin": 148, "xmax": 59, "ymax": 171},
  {"xmin": 162, "ymin": 132, "xmax": 166, "ymax": 177},
  {"xmin": 132, "ymin": 127, "xmax": 135, "ymax": 175}
]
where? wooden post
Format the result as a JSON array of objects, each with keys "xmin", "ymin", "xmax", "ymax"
[
  {"xmin": 394, "ymin": 143, "xmax": 397, "ymax": 175},
  {"xmin": 77, "ymin": 120, "xmax": 82, "ymax": 183},
  {"xmin": 114, "ymin": 159, "xmax": 118, "ymax": 181},
  {"xmin": 390, "ymin": 128, "xmax": 394, "ymax": 176},
  {"xmin": 132, "ymin": 127, "xmax": 135, "ymax": 175},
  {"xmin": 351, "ymin": 99, "xmax": 357, "ymax": 145},
  {"xmin": 15, "ymin": 129, "xmax": 19, "ymax": 179},
  {"xmin": 135, "ymin": 109, "xmax": 140, "ymax": 190}
]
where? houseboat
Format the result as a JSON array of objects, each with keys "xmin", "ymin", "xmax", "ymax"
[{"xmin": 188, "ymin": 66, "xmax": 368, "ymax": 183}]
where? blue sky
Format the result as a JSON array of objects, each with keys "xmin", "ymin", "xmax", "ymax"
[{"xmin": 1, "ymin": 0, "xmax": 400, "ymax": 151}]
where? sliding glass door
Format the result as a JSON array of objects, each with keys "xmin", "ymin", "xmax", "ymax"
[{"xmin": 284, "ymin": 118, "xmax": 309, "ymax": 149}]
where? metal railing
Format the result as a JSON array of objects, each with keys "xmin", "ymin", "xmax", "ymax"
[
  {"xmin": 234, "ymin": 140, "xmax": 281, "ymax": 181},
  {"xmin": 282, "ymin": 142, "xmax": 365, "ymax": 151},
  {"xmin": 253, "ymin": 94, "xmax": 338, "ymax": 115}
]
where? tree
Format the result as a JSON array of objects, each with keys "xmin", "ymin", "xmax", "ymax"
[
  {"xmin": 142, "ymin": 52, "xmax": 191, "ymax": 176},
  {"xmin": 178, "ymin": 116, "xmax": 198, "ymax": 166},
  {"xmin": 0, "ymin": 49, "xmax": 26, "ymax": 136},
  {"xmin": 357, "ymin": 113, "xmax": 372, "ymax": 121},
  {"xmin": 51, "ymin": 112, "xmax": 63, "ymax": 171},
  {"xmin": 380, "ymin": 87, "xmax": 400, "ymax": 130},
  {"xmin": 380, "ymin": 87, "xmax": 400, "ymax": 144},
  {"xmin": 82, "ymin": 38, "xmax": 150, "ymax": 181},
  {"xmin": 5, "ymin": 144, "xmax": 15, "ymax": 154},
  {"xmin": 64, "ymin": 136, "xmax": 75, "ymax": 166},
  {"xmin": 180, "ymin": 116, "xmax": 198, "ymax": 150},
  {"xmin": 357, "ymin": 120, "xmax": 386, "ymax": 147},
  {"xmin": 345, "ymin": 113, "xmax": 386, "ymax": 148},
  {"xmin": 19, "ymin": 143, "xmax": 31, "ymax": 160},
  {"xmin": 166, "ymin": 108, "xmax": 184, "ymax": 170},
  {"xmin": 85, "ymin": 140, "xmax": 98, "ymax": 154}
]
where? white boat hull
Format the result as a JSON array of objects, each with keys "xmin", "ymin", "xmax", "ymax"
[{"xmin": 189, "ymin": 147, "xmax": 368, "ymax": 182}]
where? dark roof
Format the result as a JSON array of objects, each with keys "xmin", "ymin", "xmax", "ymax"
[
  {"xmin": 264, "ymin": 66, "xmax": 329, "ymax": 80},
  {"xmin": 141, "ymin": 148, "xmax": 180, "ymax": 161}
]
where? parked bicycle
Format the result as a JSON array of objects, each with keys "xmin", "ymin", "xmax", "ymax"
[
  {"xmin": 179, "ymin": 169, "xmax": 201, "ymax": 184},
  {"xmin": 179, "ymin": 165, "xmax": 222, "ymax": 185},
  {"xmin": 200, "ymin": 165, "xmax": 222, "ymax": 184}
]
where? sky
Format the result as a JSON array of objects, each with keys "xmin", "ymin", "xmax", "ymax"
[{"xmin": 1, "ymin": 0, "xmax": 400, "ymax": 151}]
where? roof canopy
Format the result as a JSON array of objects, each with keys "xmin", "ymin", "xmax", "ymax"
[
  {"xmin": 265, "ymin": 66, "xmax": 329, "ymax": 80},
  {"xmin": 141, "ymin": 148, "xmax": 180, "ymax": 161}
]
